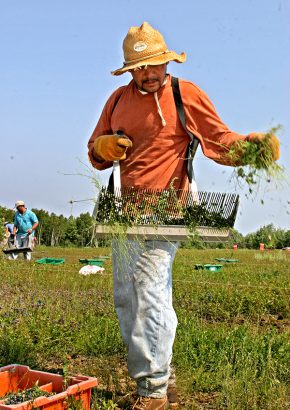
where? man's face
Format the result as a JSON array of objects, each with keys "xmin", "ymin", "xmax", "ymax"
[
  {"xmin": 17, "ymin": 205, "xmax": 26, "ymax": 214},
  {"xmin": 130, "ymin": 64, "xmax": 167, "ymax": 93}
]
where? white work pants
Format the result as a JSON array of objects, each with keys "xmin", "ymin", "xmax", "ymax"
[{"xmin": 112, "ymin": 239, "xmax": 179, "ymax": 398}]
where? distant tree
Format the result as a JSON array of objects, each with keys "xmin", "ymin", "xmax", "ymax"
[
  {"xmin": 244, "ymin": 232, "xmax": 256, "ymax": 249},
  {"xmin": 76, "ymin": 212, "xmax": 94, "ymax": 246},
  {"xmin": 282, "ymin": 230, "xmax": 290, "ymax": 248},
  {"xmin": 32, "ymin": 208, "xmax": 50, "ymax": 245},
  {"xmin": 0, "ymin": 206, "xmax": 14, "ymax": 246},
  {"xmin": 0, "ymin": 217, "xmax": 5, "ymax": 245},
  {"xmin": 246, "ymin": 224, "xmax": 278, "ymax": 249},
  {"xmin": 275, "ymin": 228, "xmax": 288, "ymax": 249},
  {"xmin": 50, "ymin": 214, "xmax": 67, "ymax": 246},
  {"xmin": 0, "ymin": 206, "xmax": 14, "ymax": 224},
  {"xmin": 227, "ymin": 228, "xmax": 246, "ymax": 248},
  {"xmin": 64, "ymin": 217, "xmax": 79, "ymax": 246}
]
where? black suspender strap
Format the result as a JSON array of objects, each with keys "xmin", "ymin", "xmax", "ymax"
[{"xmin": 171, "ymin": 76, "xmax": 199, "ymax": 183}]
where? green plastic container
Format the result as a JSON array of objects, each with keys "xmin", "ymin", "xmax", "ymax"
[
  {"xmin": 79, "ymin": 259, "xmax": 104, "ymax": 267},
  {"xmin": 36, "ymin": 258, "xmax": 65, "ymax": 265},
  {"xmin": 195, "ymin": 264, "xmax": 223, "ymax": 272},
  {"xmin": 204, "ymin": 264, "xmax": 223, "ymax": 272}
]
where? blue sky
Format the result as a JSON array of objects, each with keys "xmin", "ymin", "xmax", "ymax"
[{"xmin": 0, "ymin": 0, "xmax": 289, "ymax": 234}]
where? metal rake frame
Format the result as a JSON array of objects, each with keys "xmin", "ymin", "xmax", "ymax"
[{"xmin": 93, "ymin": 187, "xmax": 239, "ymax": 242}]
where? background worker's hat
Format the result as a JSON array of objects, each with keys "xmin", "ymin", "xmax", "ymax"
[
  {"xmin": 15, "ymin": 200, "xmax": 25, "ymax": 208},
  {"xmin": 111, "ymin": 22, "xmax": 186, "ymax": 76}
]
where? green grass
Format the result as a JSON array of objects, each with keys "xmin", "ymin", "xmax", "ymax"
[{"xmin": 0, "ymin": 247, "xmax": 289, "ymax": 409}]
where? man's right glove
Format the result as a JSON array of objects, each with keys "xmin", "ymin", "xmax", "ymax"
[{"xmin": 93, "ymin": 134, "xmax": 133, "ymax": 162}]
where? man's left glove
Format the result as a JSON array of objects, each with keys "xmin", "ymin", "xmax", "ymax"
[
  {"xmin": 229, "ymin": 132, "xmax": 280, "ymax": 166},
  {"xmin": 93, "ymin": 134, "xmax": 133, "ymax": 162},
  {"xmin": 248, "ymin": 133, "xmax": 280, "ymax": 161}
]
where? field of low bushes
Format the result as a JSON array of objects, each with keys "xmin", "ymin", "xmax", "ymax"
[{"xmin": 0, "ymin": 247, "xmax": 289, "ymax": 409}]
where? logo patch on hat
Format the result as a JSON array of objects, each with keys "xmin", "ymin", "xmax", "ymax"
[{"xmin": 133, "ymin": 41, "xmax": 147, "ymax": 52}]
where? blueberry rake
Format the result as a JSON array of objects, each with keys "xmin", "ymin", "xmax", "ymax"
[{"xmin": 93, "ymin": 164, "xmax": 239, "ymax": 242}]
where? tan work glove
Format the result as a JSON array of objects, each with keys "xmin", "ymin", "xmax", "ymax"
[
  {"xmin": 93, "ymin": 134, "xmax": 133, "ymax": 162},
  {"xmin": 247, "ymin": 133, "xmax": 280, "ymax": 161},
  {"xmin": 229, "ymin": 133, "xmax": 280, "ymax": 166}
]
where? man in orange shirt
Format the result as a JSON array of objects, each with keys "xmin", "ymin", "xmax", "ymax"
[{"xmin": 88, "ymin": 22, "xmax": 279, "ymax": 410}]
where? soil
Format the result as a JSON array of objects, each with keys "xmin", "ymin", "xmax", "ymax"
[{"xmin": 41, "ymin": 356, "xmax": 225, "ymax": 409}]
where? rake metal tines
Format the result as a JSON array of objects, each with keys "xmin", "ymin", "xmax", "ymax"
[{"xmin": 94, "ymin": 187, "xmax": 239, "ymax": 229}]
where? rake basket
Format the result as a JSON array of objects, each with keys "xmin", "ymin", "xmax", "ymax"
[{"xmin": 93, "ymin": 186, "xmax": 239, "ymax": 242}]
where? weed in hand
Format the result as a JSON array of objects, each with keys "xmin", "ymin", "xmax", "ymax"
[{"xmin": 227, "ymin": 125, "xmax": 288, "ymax": 197}]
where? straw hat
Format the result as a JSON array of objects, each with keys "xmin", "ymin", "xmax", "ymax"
[{"xmin": 111, "ymin": 22, "xmax": 186, "ymax": 76}]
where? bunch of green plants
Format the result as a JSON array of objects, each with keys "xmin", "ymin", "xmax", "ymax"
[
  {"xmin": 228, "ymin": 125, "xmax": 286, "ymax": 195},
  {"xmin": 183, "ymin": 203, "xmax": 235, "ymax": 229},
  {"xmin": 95, "ymin": 187, "xmax": 236, "ymax": 230},
  {"xmin": 1, "ymin": 385, "xmax": 54, "ymax": 405}
]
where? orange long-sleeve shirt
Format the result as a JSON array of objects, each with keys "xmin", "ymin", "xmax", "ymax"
[{"xmin": 88, "ymin": 74, "xmax": 251, "ymax": 190}]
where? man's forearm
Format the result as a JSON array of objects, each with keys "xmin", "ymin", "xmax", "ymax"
[{"xmin": 30, "ymin": 223, "xmax": 39, "ymax": 231}]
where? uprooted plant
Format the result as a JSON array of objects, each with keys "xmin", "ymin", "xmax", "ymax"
[{"xmin": 227, "ymin": 125, "xmax": 287, "ymax": 196}]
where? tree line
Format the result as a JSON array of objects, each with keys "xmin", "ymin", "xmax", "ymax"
[{"xmin": 0, "ymin": 205, "xmax": 289, "ymax": 249}]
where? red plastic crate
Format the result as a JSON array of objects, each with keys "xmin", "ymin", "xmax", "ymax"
[{"xmin": 0, "ymin": 364, "xmax": 98, "ymax": 410}]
